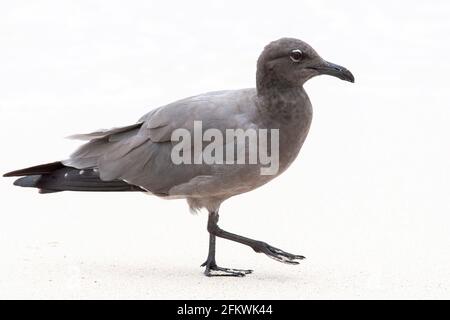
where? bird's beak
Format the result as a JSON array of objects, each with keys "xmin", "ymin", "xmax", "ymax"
[{"xmin": 309, "ymin": 60, "xmax": 355, "ymax": 83}]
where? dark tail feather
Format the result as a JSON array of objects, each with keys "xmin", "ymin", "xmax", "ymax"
[
  {"xmin": 13, "ymin": 175, "xmax": 42, "ymax": 187},
  {"xmin": 5, "ymin": 163, "xmax": 144, "ymax": 193},
  {"xmin": 4, "ymin": 161, "xmax": 65, "ymax": 177}
]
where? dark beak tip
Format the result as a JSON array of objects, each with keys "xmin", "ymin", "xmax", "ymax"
[
  {"xmin": 347, "ymin": 73, "xmax": 355, "ymax": 83},
  {"xmin": 341, "ymin": 68, "xmax": 355, "ymax": 83}
]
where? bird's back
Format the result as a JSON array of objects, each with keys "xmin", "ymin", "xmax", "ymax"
[{"xmin": 64, "ymin": 88, "xmax": 263, "ymax": 197}]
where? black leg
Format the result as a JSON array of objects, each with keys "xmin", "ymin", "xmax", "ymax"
[
  {"xmin": 202, "ymin": 232, "xmax": 217, "ymax": 267},
  {"xmin": 206, "ymin": 211, "xmax": 305, "ymax": 266},
  {"xmin": 200, "ymin": 213, "xmax": 253, "ymax": 277}
]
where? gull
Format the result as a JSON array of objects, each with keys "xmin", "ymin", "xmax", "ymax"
[{"xmin": 4, "ymin": 38, "xmax": 354, "ymax": 277}]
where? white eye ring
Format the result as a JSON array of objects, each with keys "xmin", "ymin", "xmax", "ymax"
[{"xmin": 290, "ymin": 49, "xmax": 303, "ymax": 62}]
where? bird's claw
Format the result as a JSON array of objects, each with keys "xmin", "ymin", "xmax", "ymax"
[
  {"xmin": 201, "ymin": 262, "xmax": 253, "ymax": 277},
  {"xmin": 254, "ymin": 242, "xmax": 305, "ymax": 264}
]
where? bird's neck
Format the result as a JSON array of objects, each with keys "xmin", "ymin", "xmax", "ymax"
[{"xmin": 256, "ymin": 86, "xmax": 312, "ymax": 126}]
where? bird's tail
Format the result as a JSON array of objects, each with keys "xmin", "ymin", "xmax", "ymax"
[{"xmin": 3, "ymin": 161, "xmax": 144, "ymax": 193}]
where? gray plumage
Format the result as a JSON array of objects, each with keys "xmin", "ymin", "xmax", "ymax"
[{"xmin": 4, "ymin": 38, "xmax": 354, "ymax": 276}]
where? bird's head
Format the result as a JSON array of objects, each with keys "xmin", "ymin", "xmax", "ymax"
[{"xmin": 256, "ymin": 38, "xmax": 354, "ymax": 93}]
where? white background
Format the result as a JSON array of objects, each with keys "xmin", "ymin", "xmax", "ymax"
[{"xmin": 0, "ymin": 0, "xmax": 449, "ymax": 299}]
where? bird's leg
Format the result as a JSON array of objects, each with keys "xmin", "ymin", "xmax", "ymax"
[
  {"xmin": 201, "ymin": 232, "xmax": 217, "ymax": 268},
  {"xmin": 207, "ymin": 211, "xmax": 305, "ymax": 266},
  {"xmin": 201, "ymin": 212, "xmax": 253, "ymax": 277}
]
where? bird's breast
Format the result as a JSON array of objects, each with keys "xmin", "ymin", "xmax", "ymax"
[
  {"xmin": 277, "ymin": 105, "xmax": 313, "ymax": 174},
  {"xmin": 255, "ymin": 89, "xmax": 313, "ymax": 175}
]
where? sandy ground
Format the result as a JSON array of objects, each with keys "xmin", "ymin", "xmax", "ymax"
[
  {"xmin": 0, "ymin": 191, "xmax": 449, "ymax": 299},
  {"xmin": 1, "ymin": 0, "xmax": 449, "ymax": 299}
]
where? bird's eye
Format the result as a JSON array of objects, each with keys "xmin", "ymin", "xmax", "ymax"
[{"xmin": 290, "ymin": 49, "xmax": 303, "ymax": 62}]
